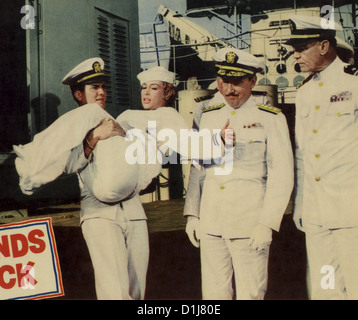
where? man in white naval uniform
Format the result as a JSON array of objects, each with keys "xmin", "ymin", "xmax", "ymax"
[
  {"xmin": 62, "ymin": 58, "xmax": 149, "ymax": 300},
  {"xmin": 288, "ymin": 15, "xmax": 358, "ymax": 299},
  {"xmin": 184, "ymin": 48, "xmax": 294, "ymax": 299}
]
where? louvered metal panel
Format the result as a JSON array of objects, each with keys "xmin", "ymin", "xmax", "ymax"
[
  {"xmin": 96, "ymin": 10, "xmax": 131, "ymax": 112},
  {"xmin": 113, "ymin": 22, "xmax": 130, "ymax": 107},
  {"xmin": 97, "ymin": 15, "xmax": 113, "ymax": 104}
]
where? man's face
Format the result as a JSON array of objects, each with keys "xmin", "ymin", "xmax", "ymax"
[
  {"xmin": 217, "ymin": 76, "xmax": 256, "ymax": 109},
  {"xmin": 292, "ymin": 41, "xmax": 325, "ymax": 73},
  {"xmin": 76, "ymin": 82, "xmax": 107, "ymax": 109},
  {"xmin": 141, "ymin": 81, "xmax": 167, "ymax": 110}
]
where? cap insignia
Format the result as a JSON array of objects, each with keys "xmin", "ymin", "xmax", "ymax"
[
  {"xmin": 93, "ymin": 61, "xmax": 102, "ymax": 73},
  {"xmin": 225, "ymin": 52, "xmax": 239, "ymax": 64}
]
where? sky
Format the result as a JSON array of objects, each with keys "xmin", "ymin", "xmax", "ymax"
[
  {"xmin": 138, "ymin": 0, "xmax": 187, "ymax": 25},
  {"xmin": 137, "ymin": 0, "xmax": 245, "ymax": 69}
]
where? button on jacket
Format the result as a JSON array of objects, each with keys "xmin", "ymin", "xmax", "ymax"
[
  {"xmin": 294, "ymin": 58, "xmax": 358, "ymax": 229},
  {"xmin": 185, "ymin": 91, "xmax": 294, "ymax": 239}
]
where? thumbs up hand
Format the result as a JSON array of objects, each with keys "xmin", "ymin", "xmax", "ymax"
[{"xmin": 221, "ymin": 119, "xmax": 236, "ymax": 147}]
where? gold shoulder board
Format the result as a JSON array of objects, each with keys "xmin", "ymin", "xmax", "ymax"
[
  {"xmin": 202, "ymin": 103, "xmax": 225, "ymax": 113},
  {"xmin": 257, "ymin": 104, "xmax": 281, "ymax": 115}
]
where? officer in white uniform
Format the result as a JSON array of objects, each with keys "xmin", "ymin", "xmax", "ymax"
[
  {"xmin": 63, "ymin": 58, "xmax": 149, "ymax": 300},
  {"xmin": 288, "ymin": 16, "xmax": 358, "ymax": 299},
  {"xmin": 184, "ymin": 48, "xmax": 294, "ymax": 299}
]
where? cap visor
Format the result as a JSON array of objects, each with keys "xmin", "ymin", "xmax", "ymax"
[
  {"xmin": 219, "ymin": 74, "xmax": 252, "ymax": 81},
  {"xmin": 285, "ymin": 38, "xmax": 317, "ymax": 46}
]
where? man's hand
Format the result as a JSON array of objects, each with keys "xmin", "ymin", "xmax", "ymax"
[
  {"xmin": 249, "ymin": 224, "xmax": 272, "ymax": 251},
  {"xmin": 84, "ymin": 118, "xmax": 125, "ymax": 158},
  {"xmin": 92, "ymin": 118, "xmax": 126, "ymax": 141},
  {"xmin": 185, "ymin": 216, "xmax": 201, "ymax": 248},
  {"xmin": 221, "ymin": 119, "xmax": 236, "ymax": 147}
]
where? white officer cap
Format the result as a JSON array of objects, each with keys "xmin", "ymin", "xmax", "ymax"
[
  {"xmin": 336, "ymin": 37, "xmax": 354, "ymax": 54},
  {"xmin": 212, "ymin": 48, "xmax": 265, "ymax": 79},
  {"xmin": 286, "ymin": 15, "xmax": 341, "ymax": 45},
  {"xmin": 137, "ymin": 66, "xmax": 176, "ymax": 85},
  {"xmin": 336, "ymin": 37, "xmax": 354, "ymax": 63},
  {"xmin": 62, "ymin": 57, "xmax": 109, "ymax": 86}
]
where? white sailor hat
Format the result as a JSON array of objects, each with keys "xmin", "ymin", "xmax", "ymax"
[
  {"xmin": 212, "ymin": 48, "xmax": 265, "ymax": 79},
  {"xmin": 62, "ymin": 57, "xmax": 109, "ymax": 86},
  {"xmin": 137, "ymin": 66, "xmax": 176, "ymax": 85},
  {"xmin": 286, "ymin": 15, "xmax": 340, "ymax": 45}
]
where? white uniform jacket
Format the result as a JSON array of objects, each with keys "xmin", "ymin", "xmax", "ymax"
[
  {"xmin": 294, "ymin": 58, "xmax": 358, "ymax": 229},
  {"xmin": 185, "ymin": 92, "xmax": 294, "ymax": 238},
  {"xmin": 65, "ymin": 143, "xmax": 146, "ymax": 223}
]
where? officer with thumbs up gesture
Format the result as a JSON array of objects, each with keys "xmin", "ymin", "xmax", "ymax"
[{"xmin": 184, "ymin": 48, "xmax": 294, "ymax": 300}]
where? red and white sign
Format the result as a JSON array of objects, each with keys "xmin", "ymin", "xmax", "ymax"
[{"xmin": 0, "ymin": 218, "xmax": 64, "ymax": 300}]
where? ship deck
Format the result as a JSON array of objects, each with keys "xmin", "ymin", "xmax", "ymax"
[{"xmin": 0, "ymin": 199, "xmax": 307, "ymax": 300}]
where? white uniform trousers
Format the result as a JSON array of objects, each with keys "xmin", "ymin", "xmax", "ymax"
[
  {"xmin": 200, "ymin": 233, "xmax": 269, "ymax": 300},
  {"xmin": 81, "ymin": 215, "xmax": 149, "ymax": 300},
  {"xmin": 305, "ymin": 224, "xmax": 358, "ymax": 300}
]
